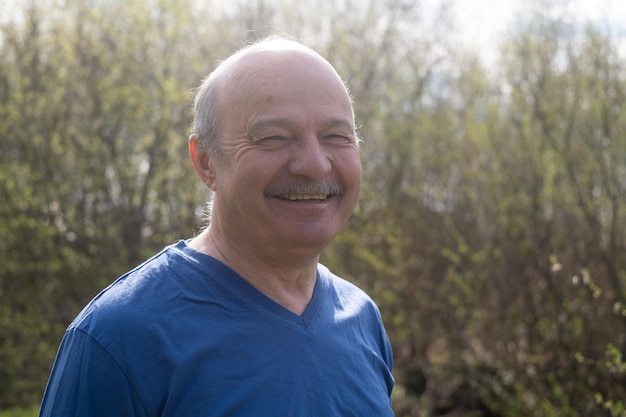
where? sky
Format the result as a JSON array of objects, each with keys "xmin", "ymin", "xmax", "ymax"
[{"xmin": 436, "ymin": 0, "xmax": 626, "ymax": 65}]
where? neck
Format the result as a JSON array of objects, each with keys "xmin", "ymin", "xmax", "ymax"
[{"xmin": 189, "ymin": 227, "xmax": 319, "ymax": 315}]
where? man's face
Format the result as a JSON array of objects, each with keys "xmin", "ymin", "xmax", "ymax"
[{"xmin": 209, "ymin": 48, "xmax": 361, "ymax": 263}]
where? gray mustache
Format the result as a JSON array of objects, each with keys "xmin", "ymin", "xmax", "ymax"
[{"xmin": 264, "ymin": 181, "xmax": 344, "ymax": 197}]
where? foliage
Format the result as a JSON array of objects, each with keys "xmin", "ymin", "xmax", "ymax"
[
  {"xmin": 0, "ymin": 407, "xmax": 37, "ymax": 417},
  {"xmin": 1, "ymin": 0, "xmax": 625, "ymax": 415}
]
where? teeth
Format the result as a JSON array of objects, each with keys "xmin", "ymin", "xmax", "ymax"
[{"xmin": 282, "ymin": 194, "xmax": 327, "ymax": 201}]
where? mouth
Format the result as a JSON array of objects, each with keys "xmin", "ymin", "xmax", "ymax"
[
  {"xmin": 265, "ymin": 181, "xmax": 343, "ymax": 202},
  {"xmin": 278, "ymin": 193, "xmax": 330, "ymax": 201}
]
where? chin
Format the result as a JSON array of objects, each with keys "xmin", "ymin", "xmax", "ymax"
[{"xmin": 282, "ymin": 231, "xmax": 336, "ymax": 251}]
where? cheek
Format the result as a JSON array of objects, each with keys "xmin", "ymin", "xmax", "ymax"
[
  {"xmin": 230, "ymin": 154, "xmax": 280, "ymax": 193},
  {"xmin": 335, "ymin": 153, "xmax": 361, "ymax": 210},
  {"xmin": 339, "ymin": 150, "xmax": 362, "ymax": 184}
]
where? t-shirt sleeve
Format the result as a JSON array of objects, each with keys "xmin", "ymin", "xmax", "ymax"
[
  {"xmin": 374, "ymin": 304, "xmax": 395, "ymax": 397},
  {"xmin": 39, "ymin": 328, "xmax": 147, "ymax": 417}
]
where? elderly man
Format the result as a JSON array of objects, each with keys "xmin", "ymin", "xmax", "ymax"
[{"xmin": 40, "ymin": 36, "xmax": 394, "ymax": 417}]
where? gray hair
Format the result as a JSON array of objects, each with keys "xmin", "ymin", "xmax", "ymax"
[{"xmin": 191, "ymin": 70, "xmax": 222, "ymax": 157}]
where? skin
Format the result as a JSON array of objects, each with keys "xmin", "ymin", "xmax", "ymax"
[{"xmin": 188, "ymin": 41, "xmax": 361, "ymax": 315}]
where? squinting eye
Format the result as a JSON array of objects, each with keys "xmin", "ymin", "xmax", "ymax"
[
  {"xmin": 324, "ymin": 134, "xmax": 354, "ymax": 144},
  {"xmin": 259, "ymin": 136, "xmax": 287, "ymax": 142}
]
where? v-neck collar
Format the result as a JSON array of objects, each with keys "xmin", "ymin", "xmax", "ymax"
[{"xmin": 177, "ymin": 240, "xmax": 325, "ymax": 329}]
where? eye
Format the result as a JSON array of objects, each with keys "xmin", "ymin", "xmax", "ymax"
[
  {"xmin": 322, "ymin": 133, "xmax": 355, "ymax": 145},
  {"xmin": 254, "ymin": 135, "xmax": 292, "ymax": 148},
  {"xmin": 258, "ymin": 135, "xmax": 290, "ymax": 144}
]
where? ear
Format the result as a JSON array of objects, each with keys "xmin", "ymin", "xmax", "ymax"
[{"xmin": 189, "ymin": 134, "xmax": 217, "ymax": 191}]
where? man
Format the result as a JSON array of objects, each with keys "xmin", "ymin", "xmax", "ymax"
[{"xmin": 39, "ymin": 36, "xmax": 395, "ymax": 416}]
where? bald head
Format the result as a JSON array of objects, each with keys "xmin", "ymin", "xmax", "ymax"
[{"xmin": 191, "ymin": 38, "xmax": 354, "ymax": 157}]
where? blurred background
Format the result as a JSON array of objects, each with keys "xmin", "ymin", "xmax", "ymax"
[{"xmin": 1, "ymin": 0, "xmax": 625, "ymax": 416}]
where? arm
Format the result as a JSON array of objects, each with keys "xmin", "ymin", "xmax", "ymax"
[{"xmin": 39, "ymin": 328, "xmax": 148, "ymax": 417}]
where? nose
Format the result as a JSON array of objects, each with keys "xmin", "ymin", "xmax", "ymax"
[{"xmin": 288, "ymin": 135, "xmax": 332, "ymax": 179}]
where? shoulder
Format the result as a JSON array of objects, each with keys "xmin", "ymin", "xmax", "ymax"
[
  {"xmin": 317, "ymin": 263, "xmax": 383, "ymax": 319},
  {"xmin": 317, "ymin": 263, "xmax": 372, "ymax": 298},
  {"xmin": 316, "ymin": 264, "xmax": 393, "ymax": 367},
  {"xmin": 69, "ymin": 241, "xmax": 198, "ymax": 339}
]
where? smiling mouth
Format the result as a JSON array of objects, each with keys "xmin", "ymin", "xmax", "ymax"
[
  {"xmin": 265, "ymin": 181, "xmax": 343, "ymax": 202},
  {"xmin": 279, "ymin": 193, "xmax": 329, "ymax": 201}
]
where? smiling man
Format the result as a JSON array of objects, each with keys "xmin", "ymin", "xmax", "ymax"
[{"xmin": 39, "ymin": 36, "xmax": 395, "ymax": 417}]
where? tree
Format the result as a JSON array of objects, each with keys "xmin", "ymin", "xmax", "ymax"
[
  {"xmin": 0, "ymin": 0, "xmax": 216, "ymax": 405},
  {"xmin": 1, "ymin": 1, "xmax": 625, "ymax": 415}
]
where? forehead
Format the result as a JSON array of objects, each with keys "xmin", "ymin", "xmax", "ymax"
[
  {"xmin": 223, "ymin": 41, "xmax": 340, "ymax": 84},
  {"xmin": 217, "ymin": 46, "xmax": 354, "ymax": 120}
]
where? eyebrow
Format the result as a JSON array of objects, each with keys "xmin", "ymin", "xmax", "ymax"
[
  {"xmin": 248, "ymin": 116, "xmax": 355, "ymax": 133},
  {"xmin": 322, "ymin": 117, "xmax": 355, "ymax": 132}
]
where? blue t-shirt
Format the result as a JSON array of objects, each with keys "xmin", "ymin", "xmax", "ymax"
[{"xmin": 40, "ymin": 240, "xmax": 394, "ymax": 416}]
